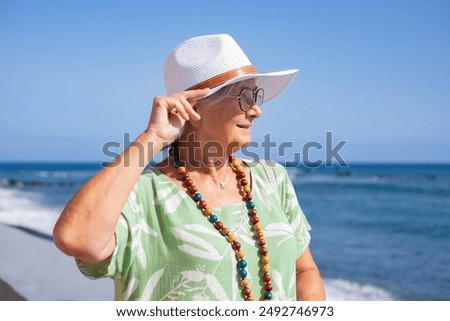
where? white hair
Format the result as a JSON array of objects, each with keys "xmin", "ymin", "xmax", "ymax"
[{"xmin": 196, "ymin": 82, "xmax": 242, "ymax": 107}]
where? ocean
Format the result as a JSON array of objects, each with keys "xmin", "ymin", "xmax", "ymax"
[{"xmin": 0, "ymin": 162, "xmax": 449, "ymax": 300}]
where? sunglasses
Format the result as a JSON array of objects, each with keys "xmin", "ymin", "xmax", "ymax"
[{"xmin": 236, "ymin": 87, "xmax": 264, "ymax": 112}]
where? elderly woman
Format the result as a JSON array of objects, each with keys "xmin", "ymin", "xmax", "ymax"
[{"xmin": 53, "ymin": 34, "xmax": 325, "ymax": 301}]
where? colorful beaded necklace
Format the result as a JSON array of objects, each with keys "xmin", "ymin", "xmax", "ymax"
[{"xmin": 173, "ymin": 155, "xmax": 273, "ymax": 301}]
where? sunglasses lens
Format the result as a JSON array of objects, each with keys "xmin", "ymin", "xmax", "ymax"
[
  {"xmin": 240, "ymin": 88, "xmax": 254, "ymax": 111},
  {"xmin": 256, "ymin": 88, "xmax": 264, "ymax": 107}
]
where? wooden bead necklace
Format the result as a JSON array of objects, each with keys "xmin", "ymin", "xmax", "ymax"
[{"xmin": 173, "ymin": 155, "xmax": 273, "ymax": 301}]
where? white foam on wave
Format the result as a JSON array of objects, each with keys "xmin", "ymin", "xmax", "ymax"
[
  {"xmin": 32, "ymin": 170, "xmax": 70, "ymax": 179},
  {"xmin": 324, "ymin": 278, "xmax": 396, "ymax": 300},
  {"xmin": 287, "ymin": 170, "xmax": 389, "ymax": 186},
  {"xmin": 0, "ymin": 188, "xmax": 60, "ymax": 235}
]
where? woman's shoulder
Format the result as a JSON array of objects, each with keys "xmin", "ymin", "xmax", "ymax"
[
  {"xmin": 138, "ymin": 167, "xmax": 161, "ymax": 183},
  {"xmin": 141, "ymin": 166, "xmax": 164, "ymax": 179},
  {"xmin": 121, "ymin": 166, "xmax": 179, "ymax": 217},
  {"xmin": 131, "ymin": 165, "xmax": 174, "ymax": 194},
  {"xmin": 140, "ymin": 158, "xmax": 177, "ymax": 180}
]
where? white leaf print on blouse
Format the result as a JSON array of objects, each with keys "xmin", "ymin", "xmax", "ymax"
[
  {"xmin": 275, "ymin": 171, "xmax": 285, "ymax": 188},
  {"xmin": 154, "ymin": 185, "xmax": 189, "ymax": 214},
  {"xmin": 264, "ymin": 222, "xmax": 296, "ymax": 248},
  {"xmin": 154, "ymin": 186, "xmax": 174, "ymax": 202},
  {"xmin": 171, "ymin": 227, "xmax": 222, "ymax": 261},
  {"xmin": 181, "ymin": 270, "xmax": 229, "ymax": 301},
  {"xmin": 253, "ymin": 174, "xmax": 272, "ymax": 211},
  {"xmin": 272, "ymin": 269, "xmax": 292, "ymax": 301},
  {"xmin": 226, "ymin": 208, "xmax": 254, "ymax": 248},
  {"xmin": 123, "ymin": 277, "xmax": 139, "ymax": 300},
  {"xmin": 128, "ymin": 219, "xmax": 159, "ymax": 268},
  {"xmin": 290, "ymin": 212, "xmax": 301, "ymax": 233},
  {"xmin": 135, "ymin": 267, "xmax": 166, "ymax": 300},
  {"xmin": 184, "ymin": 224, "xmax": 224, "ymax": 238},
  {"xmin": 285, "ymin": 180, "xmax": 300, "ymax": 211},
  {"xmin": 126, "ymin": 184, "xmax": 143, "ymax": 214}
]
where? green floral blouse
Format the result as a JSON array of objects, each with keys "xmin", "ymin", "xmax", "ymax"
[{"xmin": 77, "ymin": 161, "xmax": 311, "ymax": 301}]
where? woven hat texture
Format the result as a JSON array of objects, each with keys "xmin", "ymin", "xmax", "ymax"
[{"xmin": 163, "ymin": 34, "xmax": 298, "ymax": 103}]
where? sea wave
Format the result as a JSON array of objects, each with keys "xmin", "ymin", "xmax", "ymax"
[
  {"xmin": 323, "ymin": 278, "xmax": 396, "ymax": 301},
  {"xmin": 286, "ymin": 169, "xmax": 394, "ymax": 185},
  {"xmin": 0, "ymin": 188, "xmax": 61, "ymax": 235},
  {"xmin": 286, "ymin": 170, "xmax": 450, "ymax": 196}
]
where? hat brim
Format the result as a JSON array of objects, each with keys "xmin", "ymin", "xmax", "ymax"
[{"xmin": 199, "ymin": 69, "xmax": 299, "ymax": 104}]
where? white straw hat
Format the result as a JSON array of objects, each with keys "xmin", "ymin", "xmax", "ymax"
[{"xmin": 163, "ymin": 34, "xmax": 298, "ymax": 103}]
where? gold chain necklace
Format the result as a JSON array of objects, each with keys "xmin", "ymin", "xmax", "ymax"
[
  {"xmin": 197, "ymin": 165, "xmax": 229, "ymax": 189},
  {"xmin": 173, "ymin": 155, "xmax": 273, "ymax": 301}
]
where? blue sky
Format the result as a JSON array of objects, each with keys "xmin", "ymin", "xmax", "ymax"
[{"xmin": 1, "ymin": 0, "xmax": 449, "ymax": 163}]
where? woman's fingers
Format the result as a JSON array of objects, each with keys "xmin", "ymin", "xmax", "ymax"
[
  {"xmin": 149, "ymin": 88, "xmax": 210, "ymax": 136},
  {"xmin": 180, "ymin": 97, "xmax": 201, "ymax": 120},
  {"xmin": 172, "ymin": 100, "xmax": 190, "ymax": 120},
  {"xmin": 184, "ymin": 88, "xmax": 211, "ymax": 102},
  {"xmin": 164, "ymin": 88, "xmax": 209, "ymax": 121}
]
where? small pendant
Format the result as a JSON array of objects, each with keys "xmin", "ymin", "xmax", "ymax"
[{"xmin": 219, "ymin": 182, "xmax": 226, "ymax": 189}]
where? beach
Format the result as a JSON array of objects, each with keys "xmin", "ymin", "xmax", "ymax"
[{"xmin": 0, "ymin": 223, "xmax": 112, "ymax": 301}]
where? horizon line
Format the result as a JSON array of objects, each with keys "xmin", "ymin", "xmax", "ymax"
[{"xmin": 0, "ymin": 160, "xmax": 449, "ymax": 166}]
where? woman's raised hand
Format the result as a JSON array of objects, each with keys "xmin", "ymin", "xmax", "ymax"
[{"xmin": 145, "ymin": 88, "xmax": 210, "ymax": 145}]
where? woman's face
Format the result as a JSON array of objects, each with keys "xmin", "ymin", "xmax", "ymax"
[{"xmin": 194, "ymin": 81, "xmax": 263, "ymax": 153}]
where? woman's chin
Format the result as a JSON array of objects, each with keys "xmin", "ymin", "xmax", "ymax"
[{"xmin": 241, "ymin": 138, "xmax": 253, "ymax": 148}]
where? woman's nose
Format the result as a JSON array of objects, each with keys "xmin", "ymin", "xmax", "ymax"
[{"xmin": 246, "ymin": 103, "xmax": 262, "ymax": 118}]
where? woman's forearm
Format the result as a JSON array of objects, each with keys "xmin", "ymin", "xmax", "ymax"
[
  {"xmin": 295, "ymin": 248, "xmax": 326, "ymax": 300},
  {"xmin": 296, "ymin": 268, "xmax": 326, "ymax": 301},
  {"xmin": 53, "ymin": 131, "xmax": 164, "ymax": 263}
]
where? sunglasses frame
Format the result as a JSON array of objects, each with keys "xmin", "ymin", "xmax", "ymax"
[{"xmin": 237, "ymin": 87, "xmax": 264, "ymax": 112}]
